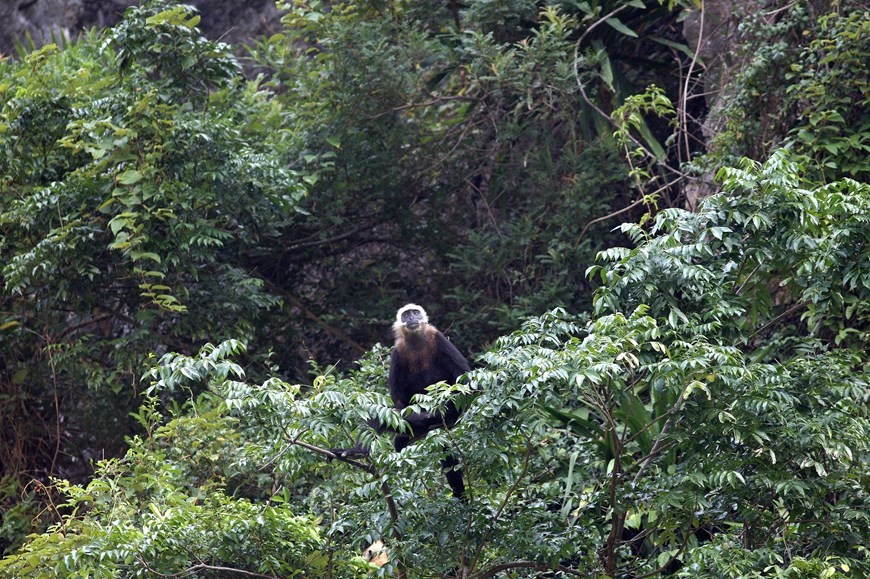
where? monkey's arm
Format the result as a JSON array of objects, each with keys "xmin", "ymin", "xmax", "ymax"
[
  {"xmin": 386, "ymin": 347, "xmax": 408, "ymax": 409},
  {"xmin": 434, "ymin": 331, "xmax": 470, "ymax": 381}
]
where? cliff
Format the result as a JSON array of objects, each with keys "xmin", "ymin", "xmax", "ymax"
[{"xmin": 0, "ymin": 0, "xmax": 283, "ymax": 56}]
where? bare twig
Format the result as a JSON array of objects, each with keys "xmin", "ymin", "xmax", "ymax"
[
  {"xmin": 576, "ymin": 177, "xmax": 682, "ymax": 244},
  {"xmin": 734, "ymin": 260, "xmax": 764, "ymax": 295},
  {"xmin": 681, "ymin": 4, "xmax": 704, "ymax": 164},
  {"xmin": 750, "ymin": 302, "xmax": 807, "ymax": 340},
  {"xmin": 575, "ymin": 4, "xmax": 629, "ymax": 50}
]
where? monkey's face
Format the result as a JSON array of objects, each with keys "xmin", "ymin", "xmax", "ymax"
[
  {"xmin": 401, "ymin": 308, "xmax": 425, "ymax": 329},
  {"xmin": 397, "ymin": 304, "xmax": 428, "ymax": 331}
]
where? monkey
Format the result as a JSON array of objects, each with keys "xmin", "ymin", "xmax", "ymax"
[
  {"xmin": 387, "ymin": 304, "xmax": 470, "ymax": 449},
  {"xmin": 332, "ymin": 304, "xmax": 470, "ymax": 499},
  {"xmin": 385, "ymin": 304, "xmax": 470, "ymax": 499}
]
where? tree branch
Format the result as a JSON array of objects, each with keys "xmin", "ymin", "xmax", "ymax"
[
  {"xmin": 283, "ymin": 431, "xmax": 375, "ymax": 474},
  {"xmin": 284, "ymin": 434, "xmax": 406, "ymax": 579},
  {"xmin": 183, "ymin": 564, "xmax": 280, "ymax": 578},
  {"xmin": 576, "ymin": 177, "xmax": 682, "ymax": 244}
]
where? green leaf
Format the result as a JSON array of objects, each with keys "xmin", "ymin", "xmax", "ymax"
[
  {"xmin": 599, "ymin": 51, "xmax": 614, "ymax": 90},
  {"xmin": 605, "ymin": 18, "xmax": 638, "ymax": 38},
  {"xmin": 130, "ymin": 251, "xmax": 162, "ymax": 264},
  {"xmin": 108, "ymin": 215, "xmax": 129, "ymax": 235},
  {"xmin": 117, "ymin": 170, "xmax": 144, "ymax": 185}
]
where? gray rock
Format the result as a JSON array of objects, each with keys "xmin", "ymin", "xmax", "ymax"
[{"xmin": 0, "ymin": 0, "xmax": 284, "ymax": 57}]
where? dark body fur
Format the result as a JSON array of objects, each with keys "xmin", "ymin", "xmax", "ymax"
[
  {"xmin": 387, "ymin": 306, "xmax": 470, "ymax": 498},
  {"xmin": 389, "ymin": 326, "xmax": 470, "ymax": 411}
]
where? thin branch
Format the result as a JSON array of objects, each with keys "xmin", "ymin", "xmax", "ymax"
[
  {"xmin": 631, "ymin": 382, "xmax": 691, "ymax": 485},
  {"xmin": 572, "ymin": 16, "xmax": 693, "ymax": 184},
  {"xmin": 750, "ymin": 302, "xmax": 807, "ymax": 340},
  {"xmin": 681, "ymin": 3, "xmax": 704, "ymax": 164},
  {"xmin": 284, "ymin": 432, "xmax": 375, "ymax": 474},
  {"xmin": 45, "ymin": 342, "xmax": 62, "ymax": 478},
  {"xmin": 578, "ymin": 197, "xmax": 646, "ymax": 243},
  {"xmin": 602, "ymin": 404, "xmax": 624, "ymax": 576},
  {"xmin": 734, "ymin": 260, "xmax": 763, "ymax": 295},
  {"xmin": 21, "ymin": 326, "xmax": 64, "ymax": 479},
  {"xmin": 576, "ymin": 177, "xmax": 682, "ymax": 244},
  {"xmin": 56, "ymin": 313, "xmax": 116, "ymax": 340},
  {"xmin": 265, "ymin": 283, "xmax": 367, "ymax": 355},
  {"xmin": 574, "ymin": 4, "xmax": 629, "ymax": 50},
  {"xmin": 284, "ymin": 215, "xmax": 385, "ymax": 252},
  {"xmin": 764, "ymin": 0, "xmax": 801, "ymax": 18},
  {"xmin": 183, "ymin": 564, "xmax": 280, "ymax": 579},
  {"xmin": 368, "ymin": 94, "xmax": 478, "ymax": 120}
]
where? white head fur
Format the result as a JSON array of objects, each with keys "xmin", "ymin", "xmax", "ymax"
[{"xmin": 394, "ymin": 303, "xmax": 429, "ymax": 336}]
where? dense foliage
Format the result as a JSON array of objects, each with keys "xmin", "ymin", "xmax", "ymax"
[
  {"xmin": 2, "ymin": 152, "xmax": 867, "ymax": 577},
  {"xmin": 1, "ymin": 0, "xmax": 868, "ymax": 577},
  {"xmin": 0, "ymin": 3, "xmax": 304, "ymax": 538},
  {"xmin": 701, "ymin": 1, "xmax": 869, "ymax": 182}
]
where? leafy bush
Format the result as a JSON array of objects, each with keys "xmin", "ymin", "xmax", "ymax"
[
  {"xmin": 0, "ymin": 350, "xmax": 371, "ymax": 578},
  {"xmin": 4, "ymin": 150, "xmax": 865, "ymax": 577},
  {"xmin": 785, "ymin": 10, "xmax": 870, "ymax": 180},
  {"xmin": 0, "ymin": 0, "xmax": 302, "ymax": 547},
  {"xmin": 701, "ymin": 2, "xmax": 869, "ymax": 182}
]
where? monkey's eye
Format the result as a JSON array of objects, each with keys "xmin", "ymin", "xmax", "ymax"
[{"xmin": 402, "ymin": 309, "xmax": 421, "ymax": 322}]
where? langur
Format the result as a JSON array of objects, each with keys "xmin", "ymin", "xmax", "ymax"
[
  {"xmin": 385, "ymin": 304, "xmax": 469, "ymax": 498},
  {"xmin": 333, "ymin": 304, "xmax": 470, "ymax": 498}
]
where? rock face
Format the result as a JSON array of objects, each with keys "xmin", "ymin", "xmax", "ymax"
[
  {"xmin": 681, "ymin": 0, "xmax": 751, "ymax": 208},
  {"xmin": 0, "ymin": 0, "xmax": 284, "ymax": 57},
  {"xmin": 0, "ymin": 0, "xmax": 82, "ymax": 55}
]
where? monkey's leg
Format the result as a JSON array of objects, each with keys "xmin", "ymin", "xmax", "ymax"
[
  {"xmin": 441, "ymin": 453, "xmax": 465, "ymax": 499},
  {"xmin": 395, "ymin": 410, "xmax": 449, "ymax": 450}
]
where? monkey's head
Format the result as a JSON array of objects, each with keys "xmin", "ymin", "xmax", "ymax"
[{"xmin": 394, "ymin": 303, "xmax": 429, "ymax": 336}]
